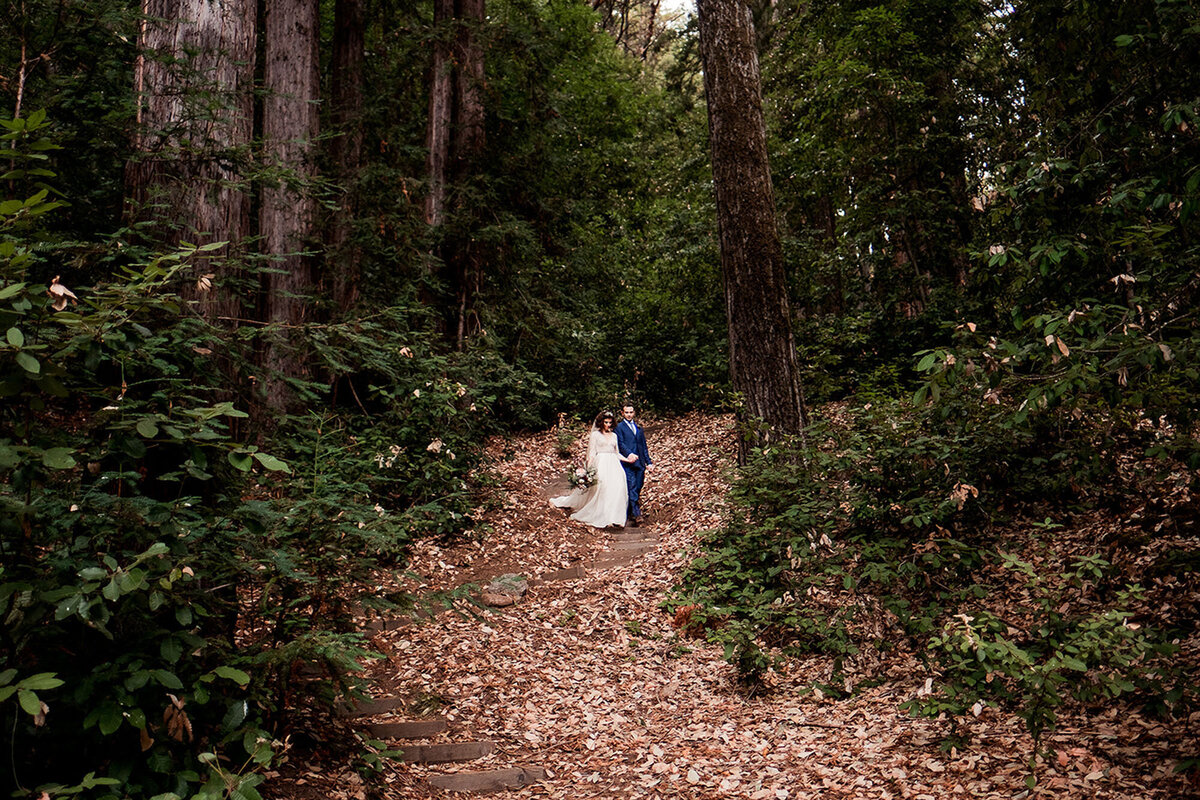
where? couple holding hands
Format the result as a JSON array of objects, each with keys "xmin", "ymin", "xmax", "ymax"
[{"xmin": 551, "ymin": 404, "xmax": 652, "ymax": 529}]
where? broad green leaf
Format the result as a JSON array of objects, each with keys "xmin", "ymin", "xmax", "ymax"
[
  {"xmin": 15, "ymin": 351, "xmax": 39, "ymax": 374},
  {"xmin": 18, "ymin": 673, "xmax": 63, "ymax": 691},
  {"xmin": 6, "ymin": 327, "xmax": 23, "ymax": 347},
  {"xmin": 0, "ymin": 282, "xmax": 25, "ymax": 299},
  {"xmin": 160, "ymin": 637, "xmax": 184, "ymax": 664},
  {"xmin": 221, "ymin": 699, "xmax": 248, "ymax": 731},
  {"xmin": 136, "ymin": 418, "xmax": 159, "ymax": 438},
  {"xmin": 252, "ymin": 452, "xmax": 291, "ymax": 473},
  {"xmin": 227, "ymin": 451, "xmax": 253, "ymax": 472},
  {"xmin": 213, "ymin": 666, "xmax": 251, "ymax": 686},
  {"xmin": 98, "ymin": 704, "xmax": 123, "ymax": 735},
  {"xmin": 17, "ymin": 689, "xmax": 41, "ymax": 716},
  {"xmin": 152, "ymin": 669, "xmax": 183, "ymax": 690},
  {"xmin": 42, "ymin": 447, "xmax": 76, "ymax": 469},
  {"xmin": 0, "ymin": 668, "xmax": 16, "ymax": 685}
]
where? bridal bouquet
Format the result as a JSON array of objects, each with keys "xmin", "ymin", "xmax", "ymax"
[{"xmin": 568, "ymin": 465, "xmax": 597, "ymax": 490}]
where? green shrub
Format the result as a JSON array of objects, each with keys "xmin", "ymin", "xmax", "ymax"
[
  {"xmin": 670, "ymin": 396, "xmax": 1191, "ymax": 743},
  {"xmin": 0, "ymin": 114, "xmax": 489, "ymax": 798}
]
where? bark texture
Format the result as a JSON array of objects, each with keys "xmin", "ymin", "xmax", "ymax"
[
  {"xmin": 697, "ymin": 0, "xmax": 807, "ymax": 459},
  {"xmin": 424, "ymin": 0, "xmax": 455, "ymax": 230},
  {"xmin": 261, "ymin": 0, "xmax": 320, "ymax": 412},
  {"xmin": 128, "ymin": 0, "xmax": 256, "ymax": 323},
  {"xmin": 424, "ymin": 0, "xmax": 486, "ymax": 348},
  {"xmin": 328, "ymin": 0, "xmax": 365, "ymax": 310}
]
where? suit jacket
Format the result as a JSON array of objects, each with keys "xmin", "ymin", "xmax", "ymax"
[{"xmin": 616, "ymin": 419, "xmax": 651, "ymax": 472}]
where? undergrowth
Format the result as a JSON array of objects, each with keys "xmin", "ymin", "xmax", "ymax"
[{"xmin": 668, "ymin": 398, "xmax": 1196, "ymax": 753}]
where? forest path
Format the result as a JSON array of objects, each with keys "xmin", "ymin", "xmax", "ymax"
[{"xmin": 312, "ymin": 413, "xmax": 1172, "ymax": 800}]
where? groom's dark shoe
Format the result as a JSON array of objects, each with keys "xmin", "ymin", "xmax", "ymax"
[{"xmin": 628, "ymin": 517, "xmax": 640, "ymax": 528}]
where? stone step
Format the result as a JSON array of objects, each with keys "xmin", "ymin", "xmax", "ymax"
[
  {"xmin": 336, "ymin": 695, "xmax": 407, "ymax": 717},
  {"xmin": 364, "ymin": 717, "xmax": 449, "ymax": 739},
  {"xmin": 396, "ymin": 740, "xmax": 494, "ymax": 763},
  {"xmin": 428, "ymin": 766, "xmax": 546, "ymax": 793}
]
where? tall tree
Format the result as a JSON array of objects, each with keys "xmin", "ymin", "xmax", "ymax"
[
  {"xmin": 260, "ymin": 0, "xmax": 320, "ymax": 411},
  {"xmin": 328, "ymin": 0, "xmax": 365, "ymax": 310},
  {"xmin": 697, "ymin": 0, "xmax": 806, "ymax": 457},
  {"xmin": 424, "ymin": 0, "xmax": 486, "ymax": 348},
  {"xmin": 127, "ymin": 0, "xmax": 257, "ymax": 323}
]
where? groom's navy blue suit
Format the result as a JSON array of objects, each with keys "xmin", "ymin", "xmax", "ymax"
[{"xmin": 616, "ymin": 418, "xmax": 651, "ymax": 520}]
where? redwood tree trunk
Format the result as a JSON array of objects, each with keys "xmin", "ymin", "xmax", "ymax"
[
  {"xmin": 128, "ymin": 0, "xmax": 256, "ymax": 324},
  {"xmin": 424, "ymin": 0, "xmax": 454, "ymax": 230},
  {"xmin": 697, "ymin": 0, "xmax": 807, "ymax": 460},
  {"xmin": 328, "ymin": 0, "xmax": 365, "ymax": 310},
  {"xmin": 261, "ymin": 0, "xmax": 320, "ymax": 413},
  {"xmin": 450, "ymin": 0, "xmax": 486, "ymax": 348},
  {"xmin": 424, "ymin": 0, "xmax": 486, "ymax": 348}
]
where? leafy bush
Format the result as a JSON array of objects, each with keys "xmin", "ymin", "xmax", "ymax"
[
  {"xmin": 669, "ymin": 396, "xmax": 1192, "ymax": 742},
  {"xmin": 0, "ymin": 115, "xmax": 493, "ymax": 798}
]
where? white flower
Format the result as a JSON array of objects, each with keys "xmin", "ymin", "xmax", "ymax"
[{"xmin": 426, "ymin": 439, "xmax": 443, "ymax": 453}]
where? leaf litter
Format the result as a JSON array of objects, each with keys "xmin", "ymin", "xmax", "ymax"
[{"xmin": 268, "ymin": 412, "xmax": 1198, "ymax": 800}]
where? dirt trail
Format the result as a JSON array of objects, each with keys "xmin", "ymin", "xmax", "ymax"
[{"xmin": 276, "ymin": 413, "xmax": 1191, "ymax": 799}]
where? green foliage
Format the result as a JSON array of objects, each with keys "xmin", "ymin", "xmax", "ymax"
[
  {"xmin": 671, "ymin": 397, "xmax": 1193, "ymax": 741},
  {"xmin": 0, "ymin": 118, "xmax": 491, "ymax": 797},
  {"xmin": 910, "ymin": 569, "xmax": 1172, "ymax": 744}
]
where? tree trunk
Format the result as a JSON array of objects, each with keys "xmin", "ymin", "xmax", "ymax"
[
  {"xmin": 697, "ymin": 0, "xmax": 807, "ymax": 461},
  {"xmin": 128, "ymin": 0, "xmax": 256, "ymax": 324},
  {"xmin": 328, "ymin": 0, "xmax": 365, "ymax": 310},
  {"xmin": 424, "ymin": 0, "xmax": 486, "ymax": 348},
  {"xmin": 424, "ymin": 0, "xmax": 454, "ymax": 230},
  {"xmin": 260, "ymin": 0, "xmax": 320, "ymax": 413},
  {"xmin": 450, "ymin": 0, "xmax": 486, "ymax": 348}
]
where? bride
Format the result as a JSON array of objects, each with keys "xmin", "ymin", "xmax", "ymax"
[{"xmin": 550, "ymin": 410, "xmax": 638, "ymax": 528}]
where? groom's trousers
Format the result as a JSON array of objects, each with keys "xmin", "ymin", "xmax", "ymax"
[{"xmin": 623, "ymin": 465, "xmax": 645, "ymax": 520}]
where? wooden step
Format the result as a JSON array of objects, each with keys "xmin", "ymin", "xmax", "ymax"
[
  {"xmin": 428, "ymin": 766, "xmax": 546, "ymax": 793},
  {"xmin": 611, "ymin": 532, "xmax": 657, "ymax": 543},
  {"xmin": 364, "ymin": 717, "xmax": 448, "ymax": 739},
  {"xmin": 397, "ymin": 740, "xmax": 494, "ymax": 763},
  {"xmin": 532, "ymin": 564, "xmax": 585, "ymax": 585},
  {"xmin": 609, "ymin": 540, "xmax": 656, "ymax": 551},
  {"xmin": 336, "ymin": 695, "xmax": 407, "ymax": 717},
  {"xmin": 587, "ymin": 552, "xmax": 639, "ymax": 570}
]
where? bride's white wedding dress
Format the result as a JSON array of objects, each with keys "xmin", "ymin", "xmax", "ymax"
[{"xmin": 551, "ymin": 430, "xmax": 628, "ymax": 528}]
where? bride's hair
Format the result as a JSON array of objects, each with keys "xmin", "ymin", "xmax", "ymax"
[{"xmin": 593, "ymin": 410, "xmax": 615, "ymax": 430}]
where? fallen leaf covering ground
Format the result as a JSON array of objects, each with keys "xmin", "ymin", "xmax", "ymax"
[{"xmin": 267, "ymin": 413, "xmax": 1198, "ymax": 800}]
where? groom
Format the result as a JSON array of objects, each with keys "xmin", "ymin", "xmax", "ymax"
[{"xmin": 616, "ymin": 403, "xmax": 652, "ymax": 526}]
